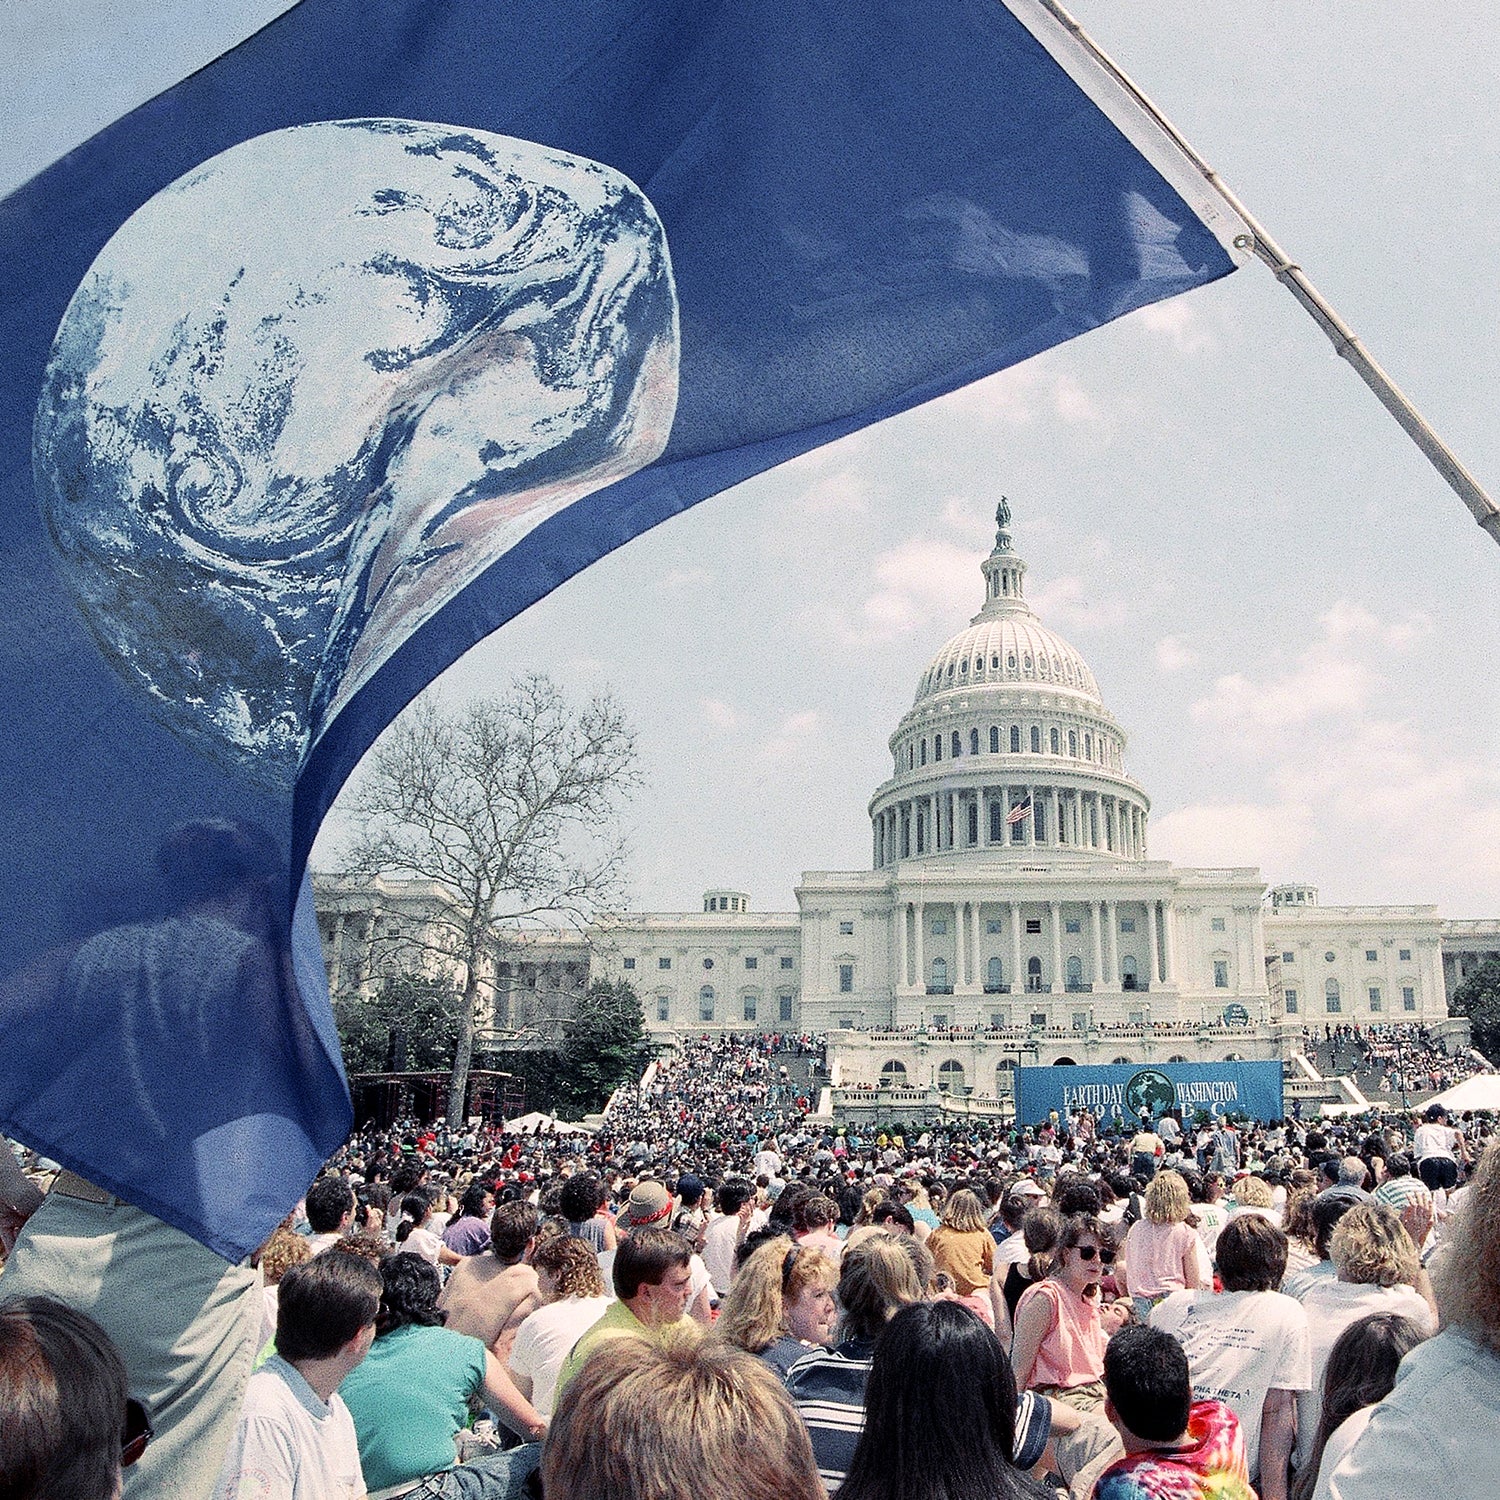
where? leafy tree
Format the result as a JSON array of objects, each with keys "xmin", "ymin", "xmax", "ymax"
[
  {"xmin": 1450, "ymin": 960, "xmax": 1500, "ymax": 1062},
  {"xmin": 551, "ymin": 979, "xmax": 649, "ymax": 1119},
  {"xmin": 342, "ymin": 675, "xmax": 639, "ymax": 1124},
  {"xmin": 334, "ymin": 974, "xmax": 460, "ymax": 1075}
]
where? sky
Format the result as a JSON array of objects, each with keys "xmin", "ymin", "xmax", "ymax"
[{"xmin": 6, "ymin": 1, "xmax": 1500, "ymax": 920}]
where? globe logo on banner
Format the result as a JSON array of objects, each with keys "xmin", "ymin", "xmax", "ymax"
[{"xmin": 1125, "ymin": 1068, "xmax": 1176, "ymax": 1119}]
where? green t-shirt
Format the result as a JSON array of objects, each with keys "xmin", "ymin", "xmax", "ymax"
[{"xmin": 339, "ymin": 1323, "xmax": 486, "ymax": 1490}]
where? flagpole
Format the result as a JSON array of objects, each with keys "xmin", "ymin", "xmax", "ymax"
[{"xmin": 1032, "ymin": 0, "xmax": 1500, "ymax": 550}]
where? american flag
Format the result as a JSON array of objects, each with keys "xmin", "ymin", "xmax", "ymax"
[{"xmin": 1007, "ymin": 796, "xmax": 1033, "ymax": 825}]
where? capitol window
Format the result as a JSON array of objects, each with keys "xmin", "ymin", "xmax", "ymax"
[
  {"xmin": 1120, "ymin": 918, "xmax": 1136, "ymax": 933},
  {"xmin": 1084, "ymin": 733, "xmax": 1093, "ymax": 758},
  {"xmin": 1068, "ymin": 729, "xmax": 1078, "ymax": 756},
  {"xmin": 1369, "ymin": 987, "xmax": 1382, "ymax": 1011},
  {"xmin": 781, "ymin": 956, "xmax": 794, "ymax": 970},
  {"xmin": 657, "ymin": 995, "xmax": 670, "ymax": 1021},
  {"xmin": 700, "ymin": 985, "xmax": 715, "ymax": 1021},
  {"xmin": 1325, "ymin": 951, "xmax": 1336, "ymax": 962},
  {"xmin": 745, "ymin": 956, "xmax": 757, "ymax": 969},
  {"xmin": 779, "ymin": 991, "xmax": 794, "ymax": 1021},
  {"xmin": 931, "ymin": 918, "xmax": 948, "ymax": 935},
  {"xmin": 1050, "ymin": 727, "xmax": 1060, "ymax": 753},
  {"xmin": 1402, "ymin": 987, "xmax": 1416, "ymax": 1011},
  {"xmin": 970, "ymin": 728, "xmax": 980, "ymax": 755},
  {"xmin": 1285, "ymin": 988, "xmax": 1298, "ymax": 1013},
  {"xmin": 990, "ymin": 726, "xmax": 1000, "ymax": 753},
  {"xmin": 1026, "ymin": 918, "xmax": 1042, "ymax": 934},
  {"xmin": 1213, "ymin": 959, "xmax": 1229, "ymax": 988},
  {"xmin": 1282, "ymin": 952, "xmax": 1295, "ymax": 964},
  {"xmin": 1065, "ymin": 919, "xmax": 1081, "ymax": 934},
  {"xmin": 1326, "ymin": 978, "xmax": 1341, "ymax": 1012},
  {"xmin": 1010, "ymin": 725, "xmax": 1021, "ymax": 753},
  {"xmin": 1211, "ymin": 917, "xmax": 1226, "ymax": 932},
  {"xmin": 839, "ymin": 919, "xmax": 854, "ymax": 935},
  {"xmin": 1030, "ymin": 726, "xmax": 1041, "ymax": 752},
  {"xmin": 1365, "ymin": 949, "xmax": 1378, "ymax": 962},
  {"xmin": 839, "ymin": 963, "xmax": 854, "ymax": 993},
  {"xmin": 703, "ymin": 958, "xmax": 714, "ymax": 969},
  {"xmin": 743, "ymin": 993, "xmax": 757, "ymax": 1022},
  {"xmin": 658, "ymin": 957, "xmax": 672, "ymax": 970},
  {"xmin": 1400, "ymin": 947, "xmax": 1412, "ymax": 961},
  {"xmin": 934, "ymin": 736, "xmax": 942, "ymax": 761},
  {"xmin": 952, "ymin": 730, "xmax": 962, "ymax": 757},
  {"xmin": 623, "ymin": 957, "xmax": 636, "ymax": 970}
]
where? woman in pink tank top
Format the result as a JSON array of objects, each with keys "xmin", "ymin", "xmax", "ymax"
[{"xmin": 1010, "ymin": 1214, "xmax": 1113, "ymax": 1412}]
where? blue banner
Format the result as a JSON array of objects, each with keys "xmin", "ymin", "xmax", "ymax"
[
  {"xmin": 1016, "ymin": 1061, "xmax": 1285, "ymax": 1127},
  {"xmin": 0, "ymin": 0, "xmax": 1238, "ymax": 1258}
]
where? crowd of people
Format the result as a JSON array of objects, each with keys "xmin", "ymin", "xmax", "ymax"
[
  {"xmin": 4, "ymin": 1027, "xmax": 1500, "ymax": 1499},
  {"xmin": 1297, "ymin": 1021, "xmax": 1495, "ymax": 1101}
]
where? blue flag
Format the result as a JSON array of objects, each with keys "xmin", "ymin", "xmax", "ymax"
[{"xmin": 0, "ymin": 0, "xmax": 1240, "ymax": 1259}]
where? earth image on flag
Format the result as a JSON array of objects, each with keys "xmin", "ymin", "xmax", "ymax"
[{"xmin": 1125, "ymin": 1068, "xmax": 1176, "ymax": 1120}]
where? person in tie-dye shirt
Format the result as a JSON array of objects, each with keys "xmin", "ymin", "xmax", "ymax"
[{"xmin": 1093, "ymin": 1325, "xmax": 1254, "ymax": 1500}]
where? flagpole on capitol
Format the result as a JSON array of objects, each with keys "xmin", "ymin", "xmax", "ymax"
[{"xmin": 1032, "ymin": 0, "xmax": 1500, "ymax": 550}]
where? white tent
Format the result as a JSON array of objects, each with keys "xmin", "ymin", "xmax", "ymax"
[
  {"xmin": 503, "ymin": 1110, "xmax": 591, "ymax": 1135},
  {"xmin": 1429, "ymin": 1074, "xmax": 1500, "ymax": 1115}
]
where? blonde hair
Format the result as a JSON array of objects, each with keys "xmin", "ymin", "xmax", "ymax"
[
  {"xmin": 838, "ymin": 1233, "xmax": 924, "ymax": 1342},
  {"xmin": 1433, "ymin": 1142, "xmax": 1500, "ymax": 1348},
  {"xmin": 1144, "ymin": 1171, "xmax": 1191, "ymax": 1224},
  {"xmin": 259, "ymin": 1226, "xmax": 311, "ymax": 1286},
  {"xmin": 544, "ymin": 1334, "xmax": 824, "ymax": 1500},
  {"xmin": 1232, "ymin": 1176, "xmax": 1273, "ymax": 1210},
  {"xmin": 938, "ymin": 1190, "xmax": 988, "ymax": 1234},
  {"xmin": 1330, "ymin": 1203, "xmax": 1419, "ymax": 1289},
  {"xmin": 716, "ymin": 1237, "xmax": 836, "ymax": 1354}
]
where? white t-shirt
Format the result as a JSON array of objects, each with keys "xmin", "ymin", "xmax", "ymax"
[
  {"xmin": 1296, "ymin": 1280, "xmax": 1435, "ymax": 1470},
  {"xmin": 509, "ymin": 1295, "xmax": 612, "ymax": 1418},
  {"xmin": 212, "ymin": 1356, "xmax": 364, "ymax": 1500},
  {"xmin": 1414, "ymin": 1122, "xmax": 1461, "ymax": 1161},
  {"xmin": 702, "ymin": 1213, "xmax": 743, "ymax": 1295},
  {"xmin": 1151, "ymin": 1288, "xmax": 1311, "ymax": 1480},
  {"xmin": 396, "ymin": 1225, "xmax": 444, "ymax": 1265},
  {"xmin": 1311, "ymin": 1406, "xmax": 1375, "ymax": 1500},
  {"xmin": 994, "ymin": 1229, "xmax": 1029, "ymax": 1267}
]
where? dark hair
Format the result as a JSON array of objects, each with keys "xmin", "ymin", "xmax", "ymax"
[
  {"xmin": 1310, "ymin": 1191, "xmax": 1362, "ymax": 1260},
  {"xmin": 459, "ymin": 1183, "xmax": 492, "ymax": 1220},
  {"xmin": 276, "ymin": 1251, "xmax": 382, "ymax": 1363},
  {"xmin": 376, "ymin": 1253, "xmax": 445, "ymax": 1335},
  {"xmin": 560, "ymin": 1174, "xmax": 603, "ymax": 1224},
  {"xmin": 838, "ymin": 1300, "xmax": 1028, "ymax": 1500},
  {"xmin": 0, "ymin": 1297, "xmax": 129, "ymax": 1500},
  {"xmin": 490, "ymin": 1201, "xmax": 540, "ymax": 1262},
  {"xmin": 393, "ymin": 1189, "xmax": 432, "ymax": 1243},
  {"xmin": 1053, "ymin": 1178, "xmax": 1102, "ymax": 1218},
  {"xmin": 869, "ymin": 1201, "xmax": 916, "ymax": 1233},
  {"xmin": 613, "ymin": 1228, "xmax": 692, "ymax": 1300},
  {"xmin": 389, "ymin": 1159, "xmax": 427, "ymax": 1196},
  {"xmin": 717, "ymin": 1178, "xmax": 755, "ymax": 1217},
  {"xmin": 1215, "ymin": 1215, "xmax": 1289, "ymax": 1293},
  {"xmin": 305, "ymin": 1176, "xmax": 356, "ymax": 1234},
  {"xmin": 1104, "ymin": 1325, "xmax": 1191, "ymax": 1443},
  {"xmin": 1289, "ymin": 1313, "xmax": 1427, "ymax": 1500},
  {"xmin": 735, "ymin": 1224, "xmax": 786, "ymax": 1269}
]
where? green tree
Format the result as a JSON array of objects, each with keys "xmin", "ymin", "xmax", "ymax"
[
  {"xmin": 549, "ymin": 979, "xmax": 649, "ymax": 1119},
  {"xmin": 342, "ymin": 676, "xmax": 639, "ymax": 1124},
  {"xmin": 1450, "ymin": 959, "xmax": 1500, "ymax": 1062},
  {"xmin": 333, "ymin": 975, "xmax": 460, "ymax": 1075}
]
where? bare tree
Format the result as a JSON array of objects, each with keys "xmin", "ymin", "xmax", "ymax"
[{"xmin": 342, "ymin": 674, "xmax": 639, "ymax": 1124}]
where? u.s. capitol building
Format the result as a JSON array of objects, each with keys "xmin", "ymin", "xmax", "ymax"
[{"xmin": 318, "ymin": 505, "xmax": 1481, "ymax": 1102}]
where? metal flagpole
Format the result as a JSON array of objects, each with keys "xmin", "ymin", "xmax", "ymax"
[{"xmin": 1032, "ymin": 0, "xmax": 1500, "ymax": 549}]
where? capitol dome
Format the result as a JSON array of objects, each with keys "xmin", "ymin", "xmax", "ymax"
[{"xmin": 869, "ymin": 501, "xmax": 1149, "ymax": 869}]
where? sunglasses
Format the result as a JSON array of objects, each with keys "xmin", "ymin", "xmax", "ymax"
[
  {"xmin": 122, "ymin": 1397, "xmax": 153, "ymax": 1468},
  {"xmin": 1074, "ymin": 1245, "xmax": 1116, "ymax": 1264}
]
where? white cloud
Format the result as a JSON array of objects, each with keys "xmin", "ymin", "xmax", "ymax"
[
  {"xmin": 1150, "ymin": 800, "xmax": 1316, "ymax": 872},
  {"xmin": 1164, "ymin": 601, "xmax": 1500, "ymax": 903},
  {"xmin": 1134, "ymin": 297, "xmax": 1215, "ymax": 355},
  {"xmin": 700, "ymin": 697, "xmax": 741, "ymax": 732},
  {"xmin": 821, "ymin": 537, "xmax": 977, "ymax": 646},
  {"xmin": 1028, "ymin": 573, "xmax": 1130, "ymax": 633},
  {"xmin": 661, "ymin": 566, "xmax": 711, "ymax": 590},
  {"xmin": 1155, "ymin": 635, "xmax": 1201, "ymax": 674},
  {"xmin": 937, "ymin": 361, "xmax": 1110, "ymax": 432},
  {"xmin": 762, "ymin": 709, "xmax": 822, "ymax": 763}
]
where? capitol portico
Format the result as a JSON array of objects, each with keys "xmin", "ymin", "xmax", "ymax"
[{"xmin": 316, "ymin": 502, "xmax": 1471, "ymax": 1110}]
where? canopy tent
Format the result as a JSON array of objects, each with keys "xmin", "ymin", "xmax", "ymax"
[
  {"xmin": 503, "ymin": 1111, "xmax": 591, "ymax": 1135},
  {"xmin": 1428, "ymin": 1073, "xmax": 1500, "ymax": 1115}
]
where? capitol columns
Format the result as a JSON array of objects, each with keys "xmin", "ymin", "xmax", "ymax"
[
  {"xmin": 1147, "ymin": 900, "xmax": 1161, "ymax": 986},
  {"xmin": 1105, "ymin": 899, "xmax": 1119, "ymax": 987},
  {"xmin": 1010, "ymin": 902, "xmax": 1024, "ymax": 994},
  {"xmin": 1090, "ymin": 902, "xmax": 1105, "ymax": 987},
  {"xmin": 1050, "ymin": 900, "xmax": 1063, "ymax": 992}
]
